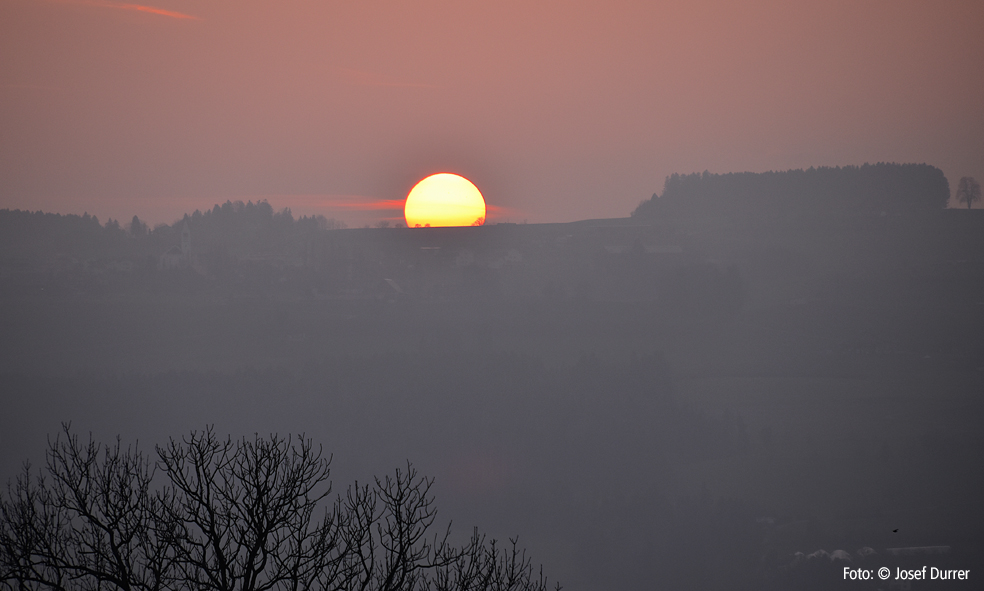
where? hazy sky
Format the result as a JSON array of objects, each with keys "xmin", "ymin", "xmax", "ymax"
[{"xmin": 2, "ymin": 0, "xmax": 982, "ymax": 225}]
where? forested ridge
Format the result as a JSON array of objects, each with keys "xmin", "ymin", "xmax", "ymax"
[
  {"xmin": 0, "ymin": 200, "xmax": 340, "ymax": 260},
  {"xmin": 632, "ymin": 163, "xmax": 950, "ymax": 220}
]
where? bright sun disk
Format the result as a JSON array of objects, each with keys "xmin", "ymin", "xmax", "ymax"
[{"xmin": 404, "ymin": 173, "xmax": 486, "ymax": 228}]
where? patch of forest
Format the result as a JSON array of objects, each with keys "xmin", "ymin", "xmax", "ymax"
[
  {"xmin": 631, "ymin": 163, "xmax": 950, "ymax": 221},
  {"xmin": 0, "ymin": 200, "xmax": 339, "ymax": 262}
]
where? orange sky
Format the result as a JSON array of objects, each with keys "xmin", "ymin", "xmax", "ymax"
[{"xmin": 1, "ymin": 0, "xmax": 982, "ymax": 225}]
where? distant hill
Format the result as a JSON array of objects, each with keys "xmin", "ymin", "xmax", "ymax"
[{"xmin": 631, "ymin": 163, "xmax": 950, "ymax": 221}]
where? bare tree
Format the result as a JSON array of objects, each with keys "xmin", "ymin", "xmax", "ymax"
[
  {"xmin": 956, "ymin": 176, "xmax": 981, "ymax": 210},
  {"xmin": 2, "ymin": 427, "xmax": 558, "ymax": 591},
  {"xmin": 155, "ymin": 427, "xmax": 346, "ymax": 591},
  {"xmin": 338, "ymin": 466, "xmax": 557, "ymax": 591},
  {"xmin": 0, "ymin": 425, "xmax": 173, "ymax": 591},
  {"xmin": 0, "ymin": 464, "xmax": 70, "ymax": 591},
  {"xmin": 422, "ymin": 529, "xmax": 556, "ymax": 591}
]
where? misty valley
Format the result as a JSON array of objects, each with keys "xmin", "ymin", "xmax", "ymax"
[{"xmin": 2, "ymin": 165, "xmax": 983, "ymax": 590}]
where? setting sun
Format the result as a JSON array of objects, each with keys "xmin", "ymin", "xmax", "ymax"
[{"xmin": 404, "ymin": 173, "xmax": 486, "ymax": 228}]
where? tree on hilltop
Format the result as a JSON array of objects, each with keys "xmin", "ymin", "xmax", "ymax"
[
  {"xmin": 956, "ymin": 176, "xmax": 981, "ymax": 210},
  {"xmin": 128, "ymin": 215, "xmax": 148, "ymax": 238}
]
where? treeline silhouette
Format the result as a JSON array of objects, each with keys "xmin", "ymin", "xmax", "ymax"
[
  {"xmin": 631, "ymin": 163, "xmax": 950, "ymax": 221},
  {"xmin": 0, "ymin": 211, "xmax": 122, "ymax": 259},
  {"xmin": 175, "ymin": 200, "xmax": 345, "ymax": 258},
  {"xmin": 0, "ymin": 200, "xmax": 345, "ymax": 261},
  {"xmin": 0, "ymin": 425, "xmax": 557, "ymax": 591}
]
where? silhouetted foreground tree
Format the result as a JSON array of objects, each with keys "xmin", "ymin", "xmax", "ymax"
[
  {"xmin": 956, "ymin": 176, "xmax": 981, "ymax": 210},
  {"xmin": 0, "ymin": 426, "xmax": 558, "ymax": 591}
]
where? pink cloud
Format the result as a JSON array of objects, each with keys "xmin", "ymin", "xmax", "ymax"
[
  {"xmin": 327, "ymin": 198, "xmax": 407, "ymax": 211},
  {"xmin": 51, "ymin": 0, "xmax": 202, "ymax": 21},
  {"xmin": 251, "ymin": 194, "xmax": 404, "ymax": 212},
  {"xmin": 485, "ymin": 204, "xmax": 523, "ymax": 220},
  {"xmin": 1, "ymin": 83, "xmax": 63, "ymax": 91}
]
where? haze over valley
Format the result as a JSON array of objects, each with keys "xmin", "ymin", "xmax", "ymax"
[{"xmin": 3, "ymin": 164, "xmax": 983, "ymax": 589}]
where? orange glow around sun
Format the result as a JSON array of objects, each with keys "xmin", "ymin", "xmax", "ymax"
[{"xmin": 404, "ymin": 173, "xmax": 486, "ymax": 228}]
